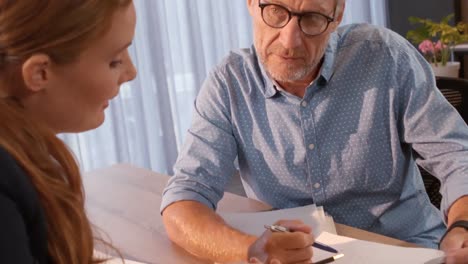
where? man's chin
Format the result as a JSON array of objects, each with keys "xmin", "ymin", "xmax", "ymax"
[{"xmin": 268, "ymin": 69, "xmax": 309, "ymax": 83}]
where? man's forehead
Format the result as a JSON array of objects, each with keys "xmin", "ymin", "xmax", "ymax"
[{"xmin": 263, "ymin": 0, "xmax": 335, "ymax": 12}]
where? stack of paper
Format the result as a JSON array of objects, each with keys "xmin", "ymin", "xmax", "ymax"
[
  {"xmin": 314, "ymin": 232, "xmax": 445, "ymax": 264},
  {"xmin": 94, "ymin": 250, "xmax": 146, "ymax": 264},
  {"xmin": 220, "ymin": 206, "xmax": 445, "ymax": 264},
  {"xmin": 103, "ymin": 259, "xmax": 145, "ymax": 264},
  {"xmin": 219, "ymin": 204, "xmax": 336, "ymax": 237}
]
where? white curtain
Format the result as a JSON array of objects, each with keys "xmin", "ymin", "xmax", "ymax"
[
  {"xmin": 342, "ymin": 0, "xmax": 388, "ymax": 26},
  {"xmin": 61, "ymin": 0, "xmax": 388, "ymax": 174}
]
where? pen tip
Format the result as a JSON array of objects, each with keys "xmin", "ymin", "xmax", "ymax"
[{"xmin": 334, "ymin": 253, "xmax": 344, "ymax": 260}]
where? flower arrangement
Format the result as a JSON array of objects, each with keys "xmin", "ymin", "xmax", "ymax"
[{"xmin": 406, "ymin": 14, "xmax": 468, "ymax": 66}]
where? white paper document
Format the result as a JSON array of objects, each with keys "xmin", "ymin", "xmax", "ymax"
[
  {"xmin": 102, "ymin": 258, "xmax": 146, "ymax": 264},
  {"xmin": 94, "ymin": 250, "xmax": 147, "ymax": 264},
  {"xmin": 220, "ymin": 206, "xmax": 445, "ymax": 264},
  {"xmin": 314, "ymin": 232, "xmax": 445, "ymax": 264},
  {"xmin": 219, "ymin": 204, "xmax": 336, "ymax": 237}
]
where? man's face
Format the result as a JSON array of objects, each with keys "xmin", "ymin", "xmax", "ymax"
[{"xmin": 248, "ymin": 0, "xmax": 343, "ymax": 83}]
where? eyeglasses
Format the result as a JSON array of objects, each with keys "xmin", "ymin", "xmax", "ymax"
[{"xmin": 258, "ymin": 1, "xmax": 335, "ymax": 36}]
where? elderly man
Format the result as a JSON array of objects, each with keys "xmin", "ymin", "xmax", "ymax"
[{"xmin": 161, "ymin": 0, "xmax": 468, "ymax": 263}]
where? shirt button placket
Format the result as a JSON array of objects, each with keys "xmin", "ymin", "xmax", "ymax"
[
  {"xmin": 301, "ymin": 99, "xmax": 324, "ymax": 202},
  {"xmin": 309, "ymin": 137, "xmax": 324, "ymax": 201}
]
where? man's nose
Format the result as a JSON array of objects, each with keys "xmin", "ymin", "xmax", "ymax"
[{"xmin": 278, "ymin": 16, "xmax": 303, "ymax": 50}]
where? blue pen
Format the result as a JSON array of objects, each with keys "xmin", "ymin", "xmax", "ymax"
[{"xmin": 264, "ymin": 224, "xmax": 339, "ymax": 254}]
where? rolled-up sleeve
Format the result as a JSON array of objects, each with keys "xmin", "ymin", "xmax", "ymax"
[
  {"xmin": 160, "ymin": 68, "xmax": 238, "ymax": 213},
  {"xmin": 398, "ymin": 43, "xmax": 468, "ymax": 219}
]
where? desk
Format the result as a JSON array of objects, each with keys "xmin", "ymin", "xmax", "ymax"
[{"xmin": 83, "ymin": 164, "xmax": 416, "ymax": 264}]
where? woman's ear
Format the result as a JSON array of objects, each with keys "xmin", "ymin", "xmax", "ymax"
[{"xmin": 21, "ymin": 54, "xmax": 52, "ymax": 92}]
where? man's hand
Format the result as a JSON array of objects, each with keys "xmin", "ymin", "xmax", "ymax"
[
  {"xmin": 247, "ymin": 220, "xmax": 314, "ymax": 264},
  {"xmin": 443, "ymin": 196, "xmax": 468, "ymax": 264},
  {"xmin": 440, "ymin": 227, "xmax": 468, "ymax": 264}
]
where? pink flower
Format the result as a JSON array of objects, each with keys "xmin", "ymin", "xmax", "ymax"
[
  {"xmin": 418, "ymin": 39, "xmax": 434, "ymax": 54},
  {"xmin": 434, "ymin": 40, "xmax": 446, "ymax": 51}
]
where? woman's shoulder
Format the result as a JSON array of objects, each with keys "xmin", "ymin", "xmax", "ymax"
[
  {"xmin": 0, "ymin": 146, "xmax": 24, "ymax": 171},
  {"xmin": 0, "ymin": 146, "xmax": 41, "ymax": 213},
  {"xmin": 0, "ymin": 145, "xmax": 47, "ymax": 235},
  {"xmin": 0, "ymin": 147, "xmax": 49, "ymax": 263},
  {"xmin": 0, "ymin": 147, "xmax": 29, "ymax": 193}
]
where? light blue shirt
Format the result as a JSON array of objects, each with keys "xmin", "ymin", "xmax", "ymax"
[{"xmin": 161, "ymin": 24, "xmax": 468, "ymax": 248}]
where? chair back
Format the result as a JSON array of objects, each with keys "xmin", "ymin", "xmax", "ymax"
[{"xmin": 436, "ymin": 77, "xmax": 468, "ymax": 124}]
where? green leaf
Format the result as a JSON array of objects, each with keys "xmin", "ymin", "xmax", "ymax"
[{"xmin": 406, "ymin": 13, "xmax": 468, "ymax": 64}]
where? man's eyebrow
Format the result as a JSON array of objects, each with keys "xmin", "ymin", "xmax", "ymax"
[{"xmin": 261, "ymin": 0, "xmax": 329, "ymax": 14}]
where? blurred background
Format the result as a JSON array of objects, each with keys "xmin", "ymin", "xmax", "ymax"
[{"xmin": 60, "ymin": 0, "xmax": 468, "ymax": 175}]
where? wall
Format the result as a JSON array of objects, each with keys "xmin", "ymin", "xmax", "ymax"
[
  {"xmin": 462, "ymin": 0, "xmax": 468, "ymax": 77},
  {"xmin": 462, "ymin": 0, "xmax": 468, "ymax": 22},
  {"xmin": 387, "ymin": 0, "xmax": 468, "ymax": 78},
  {"xmin": 386, "ymin": 0, "xmax": 455, "ymax": 38}
]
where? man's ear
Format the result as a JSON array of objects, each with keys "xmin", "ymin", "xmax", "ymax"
[
  {"xmin": 21, "ymin": 54, "xmax": 52, "ymax": 92},
  {"xmin": 334, "ymin": 1, "xmax": 346, "ymax": 26},
  {"xmin": 246, "ymin": 0, "xmax": 255, "ymax": 16},
  {"xmin": 328, "ymin": 2, "xmax": 345, "ymax": 32}
]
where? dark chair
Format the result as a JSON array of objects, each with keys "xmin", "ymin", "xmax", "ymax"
[
  {"xmin": 420, "ymin": 168, "xmax": 442, "ymax": 208},
  {"xmin": 435, "ymin": 76, "xmax": 468, "ymax": 124},
  {"xmin": 420, "ymin": 77, "xmax": 468, "ymax": 208}
]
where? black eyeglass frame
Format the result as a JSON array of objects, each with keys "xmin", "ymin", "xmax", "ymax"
[{"xmin": 258, "ymin": 1, "xmax": 336, "ymax": 36}]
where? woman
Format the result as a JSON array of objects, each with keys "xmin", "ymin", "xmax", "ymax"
[{"xmin": 0, "ymin": 0, "xmax": 137, "ymax": 263}]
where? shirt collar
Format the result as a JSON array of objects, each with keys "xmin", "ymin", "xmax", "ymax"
[
  {"xmin": 320, "ymin": 32, "xmax": 339, "ymax": 83},
  {"xmin": 252, "ymin": 46, "xmax": 278, "ymax": 98},
  {"xmin": 254, "ymin": 32, "xmax": 339, "ymax": 99}
]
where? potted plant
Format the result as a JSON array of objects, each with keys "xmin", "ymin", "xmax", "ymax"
[{"xmin": 406, "ymin": 14, "xmax": 468, "ymax": 77}]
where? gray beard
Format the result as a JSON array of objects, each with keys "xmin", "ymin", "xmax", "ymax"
[
  {"xmin": 260, "ymin": 46, "xmax": 327, "ymax": 83},
  {"xmin": 265, "ymin": 61, "xmax": 317, "ymax": 82}
]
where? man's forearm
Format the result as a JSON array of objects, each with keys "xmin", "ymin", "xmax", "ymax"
[
  {"xmin": 447, "ymin": 195, "xmax": 468, "ymax": 226},
  {"xmin": 162, "ymin": 200, "xmax": 257, "ymax": 263}
]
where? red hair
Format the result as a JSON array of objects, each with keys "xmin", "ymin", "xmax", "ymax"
[{"xmin": 0, "ymin": 0, "xmax": 132, "ymax": 263}]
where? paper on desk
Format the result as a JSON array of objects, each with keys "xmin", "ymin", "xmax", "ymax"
[
  {"xmin": 94, "ymin": 250, "xmax": 147, "ymax": 264},
  {"xmin": 102, "ymin": 259, "xmax": 146, "ymax": 264},
  {"xmin": 313, "ymin": 232, "xmax": 445, "ymax": 264},
  {"xmin": 219, "ymin": 204, "xmax": 336, "ymax": 237}
]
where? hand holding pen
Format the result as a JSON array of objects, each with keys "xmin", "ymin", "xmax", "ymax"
[
  {"xmin": 264, "ymin": 225, "xmax": 344, "ymax": 264},
  {"xmin": 264, "ymin": 225, "xmax": 338, "ymax": 254},
  {"xmin": 247, "ymin": 220, "xmax": 316, "ymax": 264}
]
